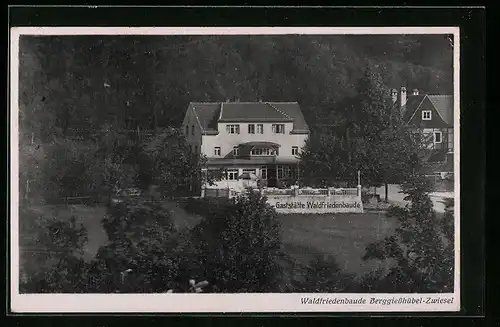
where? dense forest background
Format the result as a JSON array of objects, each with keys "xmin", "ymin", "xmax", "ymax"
[{"xmin": 18, "ymin": 34, "xmax": 453, "ymax": 141}]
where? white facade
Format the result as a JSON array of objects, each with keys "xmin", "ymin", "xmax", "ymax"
[{"xmin": 182, "ymin": 102, "xmax": 310, "ymax": 190}]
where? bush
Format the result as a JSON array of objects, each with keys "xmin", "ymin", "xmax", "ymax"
[
  {"xmin": 361, "ymin": 174, "xmax": 454, "ymax": 293},
  {"xmin": 19, "ymin": 207, "xmax": 89, "ymax": 293},
  {"xmin": 191, "ymin": 190, "xmax": 283, "ymax": 292},
  {"xmin": 293, "ymin": 254, "xmax": 357, "ymax": 293}
]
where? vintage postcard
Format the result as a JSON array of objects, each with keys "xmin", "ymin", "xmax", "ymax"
[{"xmin": 10, "ymin": 26, "xmax": 460, "ymax": 313}]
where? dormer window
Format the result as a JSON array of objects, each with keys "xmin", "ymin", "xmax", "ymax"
[
  {"xmin": 191, "ymin": 124, "xmax": 195, "ymax": 135},
  {"xmin": 233, "ymin": 146, "xmax": 239, "ymax": 156},
  {"xmin": 226, "ymin": 124, "xmax": 240, "ymax": 134},
  {"xmin": 422, "ymin": 110, "xmax": 432, "ymax": 120}
]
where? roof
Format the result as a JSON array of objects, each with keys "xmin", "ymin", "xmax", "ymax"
[
  {"xmin": 401, "ymin": 95, "xmax": 426, "ymax": 122},
  {"xmin": 189, "ymin": 103, "xmax": 221, "ymax": 134},
  {"xmin": 428, "ymin": 95, "xmax": 453, "ymax": 125},
  {"xmin": 189, "ymin": 101, "xmax": 309, "ymax": 134},
  {"xmin": 239, "ymin": 141, "xmax": 281, "ymax": 148},
  {"xmin": 219, "ymin": 102, "xmax": 293, "ymax": 122},
  {"xmin": 401, "ymin": 94, "xmax": 453, "ymax": 126}
]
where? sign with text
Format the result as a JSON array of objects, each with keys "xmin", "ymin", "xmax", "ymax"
[{"xmin": 267, "ymin": 195, "xmax": 364, "ymax": 213}]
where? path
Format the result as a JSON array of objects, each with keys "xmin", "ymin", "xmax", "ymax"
[{"xmin": 375, "ymin": 184, "xmax": 454, "ymax": 213}]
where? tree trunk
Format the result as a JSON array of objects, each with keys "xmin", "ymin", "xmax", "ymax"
[{"xmin": 385, "ymin": 183, "xmax": 389, "ymax": 203}]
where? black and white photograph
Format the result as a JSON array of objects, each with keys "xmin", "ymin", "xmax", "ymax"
[{"xmin": 10, "ymin": 26, "xmax": 460, "ymax": 312}]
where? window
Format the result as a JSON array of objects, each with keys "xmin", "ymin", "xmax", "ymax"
[
  {"xmin": 251, "ymin": 147, "xmax": 276, "ymax": 156},
  {"xmin": 257, "ymin": 124, "xmax": 264, "ymax": 134},
  {"xmin": 243, "ymin": 169, "xmax": 256, "ymax": 175},
  {"xmin": 434, "ymin": 131, "xmax": 442, "ymax": 144},
  {"xmin": 226, "ymin": 169, "xmax": 239, "ymax": 180},
  {"xmin": 272, "ymin": 124, "xmax": 285, "ymax": 134},
  {"xmin": 214, "ymin": 147, "xmax": 221, "ymax": 156},
  {"xmin": 292, "ymin": 146, "xmax": 299, "ymax": 156},
  {"xmin": 277, "ymin": 166, "xmax": 284, "ymax": 179},
  {"xmin": 185, "ymin": 125, "xmax": 189, "ymax": 135},
  {"xmin": 248, "ymin": 124, "xmax": 255, "ymax": 134},
  {"xmin": 233, "ymin": 146, "xmax": 239, "ymax": 156},
  {"xmin": 191, "ymin": 125, "xmax": 195, "ymax": 135},
  {"xmin": 422, "ymin": 110, "xmax": 432, "ymax": 120},
  {"xmin": 226, "ymin": 124, "xmax": 240, "ymax": 134},
  {"xmin": 261, "ymin": 166, "xmax": 267, "ymax": 179}
]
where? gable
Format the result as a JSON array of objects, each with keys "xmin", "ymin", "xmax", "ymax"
[
  {"xmin": 428, "ymin": 95, "xmax": 453, "ymax": 126},
  {"xmin": 407, "ymin": 96, "xmax": 449, "ymax": 128}
]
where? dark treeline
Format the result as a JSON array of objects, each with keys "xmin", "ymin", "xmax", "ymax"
[{"xmin": 19, "ymin": 34, "xmax": 453, "ymax": 140}]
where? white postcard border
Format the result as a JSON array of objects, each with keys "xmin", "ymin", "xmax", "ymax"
[{"xmin": 9, "ymin": 26, "xmax": 461, "ymax": 313}]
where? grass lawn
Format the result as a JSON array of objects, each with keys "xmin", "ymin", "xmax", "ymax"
[
  {"xmin": 279, "ymin": 212, "xmax": 396, "ymax": 277},
  {"xmin": 23, "ymin": 201, "xmax": 203, "ymax": 262},
  {"xmin": 22, "ymin": 202, "xmax": 395, "ymax": 278}
]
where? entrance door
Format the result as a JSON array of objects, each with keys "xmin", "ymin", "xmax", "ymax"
[{"xmin": 267, "ymin": 165, "xmax": 277, "ymax": 187}]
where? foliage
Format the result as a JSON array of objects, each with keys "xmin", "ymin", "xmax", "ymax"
[
  {"xmin": 38, "ymin": 138, "xmax": 100, "ymax": 203},
  {"xmin": 361, "ymin": 174, "xmax": 454, "ymax": 292},
  {"xmin": 138, "ymin": 127, "xmax": 215, "ymax": 196},
  {"xmin": 19, "ymin": 35, "xmax": 453, "ymax": 134},
  {"xmin": 19, "ymin": 207, "xmax": 89, "ymax": 293},
  {"xmin": 191, "ymin": 190, "xmax": 283, "ymax": 292},
  {"xmin": 300, "ymin": 67, "xmax": 418, "ymax": 188},
  {"xmin": 292, "ymin": 254, "xmax": 357, "ymax": 293}
]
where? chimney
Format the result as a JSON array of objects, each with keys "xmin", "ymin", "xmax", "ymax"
[
  {"xmin": 400, "ymin": 86, "xmax": 407, "ymax": 108},
  {"xmin": 391, "ymin": 88, "xmax": 398, "ymax": 104},
  {"xmin": 413, "ymin": 89, "xmax": 419, "ymax": 96}
]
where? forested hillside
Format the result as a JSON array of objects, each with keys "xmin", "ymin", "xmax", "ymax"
[{"xmin": 18, "ymin": 34, "xmax": 453, "ymax": 140}]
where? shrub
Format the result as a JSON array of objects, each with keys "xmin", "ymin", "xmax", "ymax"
[
  {"xmin": 361, "ymin": 174, "xmax": 454, "ymax": 293},
  {"xmin": 19, "ymin": 207, "xmax": 89, "ymax": 293},
  {"xmin": 191, "ymin": 190, "xmax": 283, "ymax": 292},
  {"xmin": 293, "ymin": 254, "xmax": 357, "ymax": 293}
]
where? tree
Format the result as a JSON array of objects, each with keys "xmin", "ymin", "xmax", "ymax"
[
  {"xmin": 90, "ymin": 123, "xmax": 137, "ymax": 204},
  {"xmin": 139, "ymin": 127, "xmax": 214, "ymax": 196},
  {"xmin": 40, "ymin": 138, "xmax": 99, "ymax": 203},
  {"xmin": 361, "ymin": 174, "xmax": 454, "ymax": 293},
  {"xmin": 293, "ymin": 254, "xmax": 356, "ymax": 293},
  {"xmin": 299, "ymin": 131, "xmax": 354, "ymax": 187},
  {"xmin": 19, "ymin": 207, "xmax": 89, "ymax": 293},
  {"xmin": 191, "ymin": 191, "xmax": 283, "ymax": 292},
  {"xmin": 300, "ymin": 67, "xmax": 418, "ymax": 193},
  {"xmin": 93, "ymin": 199, "xmax": 185, "ymax": 293}
]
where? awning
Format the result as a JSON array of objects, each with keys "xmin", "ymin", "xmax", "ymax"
[{"xmin": 206, "ymin": 157, "xmax": 299, "ymax": 166}]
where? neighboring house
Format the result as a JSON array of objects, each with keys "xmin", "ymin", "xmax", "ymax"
[
  {"xmin": 182, "ymin": 101, "xmax": 310, "ymax": 190},
  {"xmin": 391, "ymin": 86, "xmax": 454, "ymax": 176}
]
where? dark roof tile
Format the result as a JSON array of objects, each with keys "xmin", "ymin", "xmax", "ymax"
[
  {"xmin": 189, "ymin": 101, "xmax": 309, "ymax": 134},
  {"xmin": 428, "ymin": 95, "xmax": 453, "ymax": 125}
]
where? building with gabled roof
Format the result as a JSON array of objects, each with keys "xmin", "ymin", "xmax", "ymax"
[
  {"xmin": 182, "ymin": 101, "xmax": 310, "ymax": 190},
  {"xmin": 391, "ymin": 86, "xmax": 454, "ymax": 175}
]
